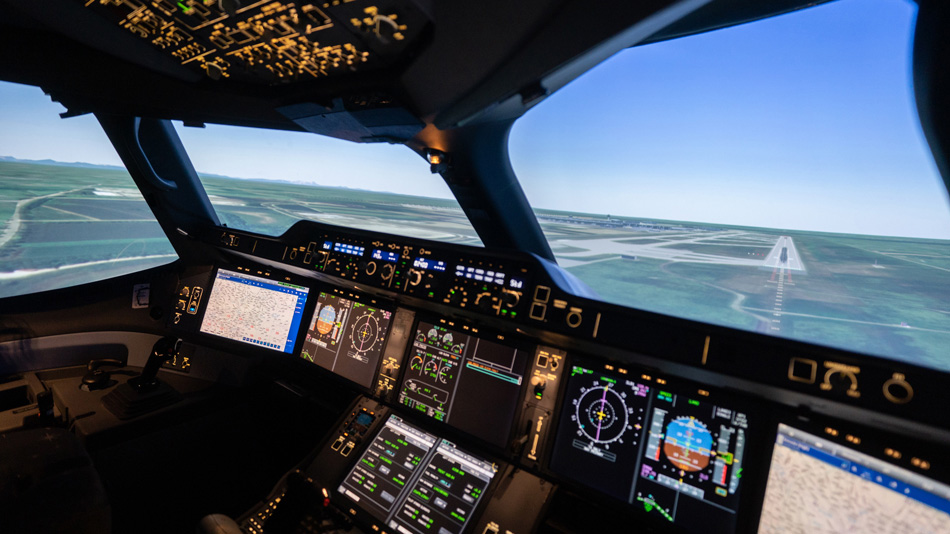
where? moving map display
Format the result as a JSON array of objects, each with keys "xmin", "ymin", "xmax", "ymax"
[
  {"xmin": 549, "ymin": 363, "xmax": 651, "ymax": 501},
  {"xmin": 338, "ymin": 415, "xmax": 496, "ymax": 534},
  {"xmin": 301, "ymin": 292, "xmax": 392, "ymax": 388},
  {"xmin": 758, "ymin": 424, "xmax": 950, "ymax": 534},
  {"xmin": 550, "ymin": 359, "xmax": 750, "ymax": 533},
  {"xmin": 199, "ymin": 268, "xmax": 309, "ymax": 353},
  {"xmin": 397, "ymin": 322, "xmax": 528, "ymax": 447}
]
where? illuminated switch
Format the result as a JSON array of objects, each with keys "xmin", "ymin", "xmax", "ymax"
[
  {"xmin": 787, "ymin": 358, "xmax": 817, "ymax": 384},
  {"xmin": 536, "ymin": 352, "xmax": 549, "ymax": 368},
  {"xmin": 341, "ymin": 441, "xmax": 355, "ymax": 456},
  {"xmin": 331, "ymin": 436, "xmax": 345, "ymax": 451},
  {"xmin": 534, "ymin": 285, "xmax": 551, "ymax": 303},
  {"xmin": 529, "ymin": 302, "xmax": 547, "ymax": 321}
]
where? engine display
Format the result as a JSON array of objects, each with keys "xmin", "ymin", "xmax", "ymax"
[
  {"xmin": 300, "ymin": 292, "xmax": 392, "ymax": 388},
  {"xmin": 398, "ymin": 322, "xmax": 528, "ymax": 447}
]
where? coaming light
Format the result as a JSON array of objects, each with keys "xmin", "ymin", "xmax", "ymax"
[{"xmin": 425, "ymin": 148, "xmax": 449, "ymax": 173}]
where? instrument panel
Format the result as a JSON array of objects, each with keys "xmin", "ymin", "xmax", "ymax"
[
  {"xmin": 204, "ymin": 220, "xmax": 950, "ymax": 433},
  {"xmin": 167, "ymin": 221, "xmax": 950, "ymax": 533}
]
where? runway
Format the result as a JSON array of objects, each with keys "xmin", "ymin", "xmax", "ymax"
[{"xmin": 762, "ymin": 236, "xmax": 805, "ymax": 271}]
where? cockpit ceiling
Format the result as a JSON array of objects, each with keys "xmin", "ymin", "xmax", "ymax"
[
  {"xmin": 77, "ymin": 0, "xmax": 431, "ymax": 85},
  {"xmin": 0, "ymin": 0, "xmax": 841, "ymax": 131}
]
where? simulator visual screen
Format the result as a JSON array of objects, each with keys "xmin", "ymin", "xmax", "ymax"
[
  {"xmin": 758, "ymin": 424, "xmax": 950, "ymax": 534},
  {"xmin": 397, "ymin": 322, "xmax": 528, "ymax": 447},
  {"xmin": 199, "ymin": 268, "xmax": 309, "ymax": 353},
  {"xmin": 338, "ymin": 415, "xmax": 496, "ymax": 534},
  {"xmin": 300, "ymin": 292, "xmax": 392, "ymax": 388},
  {"xmin": 550, "ymin": 360, "xmax": 750, "ymax": 533}
]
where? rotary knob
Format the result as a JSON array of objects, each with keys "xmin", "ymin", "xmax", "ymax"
[{"xmin": 882, "ymin": 374, "xmax": 913, "ymax": 404}]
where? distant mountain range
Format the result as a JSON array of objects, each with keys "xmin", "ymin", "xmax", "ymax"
[
  {"xmin": 0, "ymin": 155, "xmax": 127, "ymax": 171},
  {"xmin": 0, "ymin": 155, "xmax": 234, "ymax": 181},
  {"xmin": 0, "ymin": 155, "xmax": 434, "ymax": 197}
]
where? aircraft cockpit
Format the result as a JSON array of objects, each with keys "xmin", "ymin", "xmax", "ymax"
[{"xmin": 0, "ymin": 0, "xmax": 948, "ymax": 533}]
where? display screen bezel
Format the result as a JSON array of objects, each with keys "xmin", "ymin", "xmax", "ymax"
[
  {"xmin": 754, "ymin": 418, "xmax": 950, "ymax": 533},
  {"xmin": 334, "ymin": 414, "xmax": 501, "ymax": 534},
  {"xmin": 545, "ymin": 352, "xmax": 771, "ymax": 534},
  {"xmin": 298, "ymin": 290, "xmax": 397, "ymax": 389},
  {"xmin": 395, "ymin": 317, "xmax": 533, "ymax": 449},
  {"xmin": 197, "ymin": 266, "xmax": 312, "ymax": 355}
]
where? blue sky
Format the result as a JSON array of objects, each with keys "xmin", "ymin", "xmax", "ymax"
[
  {"xmin": 511, "ymin": 0, "xmax": 950, "ymax": 238},
  {"xmin": 1, "ymin": 0, "xmax": 949, "ymax": 238}
]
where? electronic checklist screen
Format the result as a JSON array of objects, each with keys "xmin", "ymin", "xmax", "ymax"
[{"xmin": 199, "ymin": 268, "xmax": 309, "ymax": 353}]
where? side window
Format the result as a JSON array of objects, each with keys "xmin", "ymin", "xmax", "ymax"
[{"xmin": 0, "ymin": 81, "xmax": 178, "ymax": 298}]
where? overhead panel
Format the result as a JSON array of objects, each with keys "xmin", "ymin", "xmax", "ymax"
[{"xmin": 78, "ymin": 0, "xmax": 431, "ymax": 83}]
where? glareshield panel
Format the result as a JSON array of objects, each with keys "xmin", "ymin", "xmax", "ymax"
[
  {"xmin": 0, "ymin": 81, "xmax": 178, "ymax": 298},
  {"xmin": 175, "ymin": 123, "xmax": 482, "ymax": 246},
  {"xmin": 509, "ymin": 0, "xmax": 950, "ymax": 371}
]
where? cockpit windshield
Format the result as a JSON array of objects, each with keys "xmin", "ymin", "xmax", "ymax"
[
  {"xmin": 175, "ymin": 123, "xmax": 482, "ymax": 246},
  {"xmin": 509, "ymin": 0, "xmax": 950, "ymax": 370}
]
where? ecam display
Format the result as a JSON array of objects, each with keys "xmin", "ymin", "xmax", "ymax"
[{"xmin": 397, "ymin": 321, "xmax": 528, "ymax": 447}]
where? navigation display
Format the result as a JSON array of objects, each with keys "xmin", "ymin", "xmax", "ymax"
[
  {"xmin": 199, "ymin": 268, "xmax": 309, "ymax": 353},
  {"xmin": 397, "ymin": 322, "xmax": 528, "ymax": 447},
  {"xmin": 549, "ymin": 364, "xmax": 651, "ymax": 501},
  {"xmin": 550, "ymin": 360, "xmax": 750, "ymax": 533},
  {"xmin": 758, "ymin": 424, "xmax": 950, "ymax": 534},
  {"xmin": 300, "ymin": 292, "xmax": 392, "ymax": 388},
  {"xmin": 338, "ymin": 415, "xmax": 496, "ymax": 534}
]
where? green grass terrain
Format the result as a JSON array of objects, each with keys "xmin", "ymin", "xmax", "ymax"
[
  {"xmin": 2, "ymin": 160, "xmax": 949, "ymax": 371},
  {"xmin": 567, "ymin": 258, "xmax": 759, "ymax": 330}
]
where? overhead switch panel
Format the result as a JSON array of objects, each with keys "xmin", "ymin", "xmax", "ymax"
[{"xmin": 79, "ymin": 0, "xmax": 431, "ymax": 83}]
